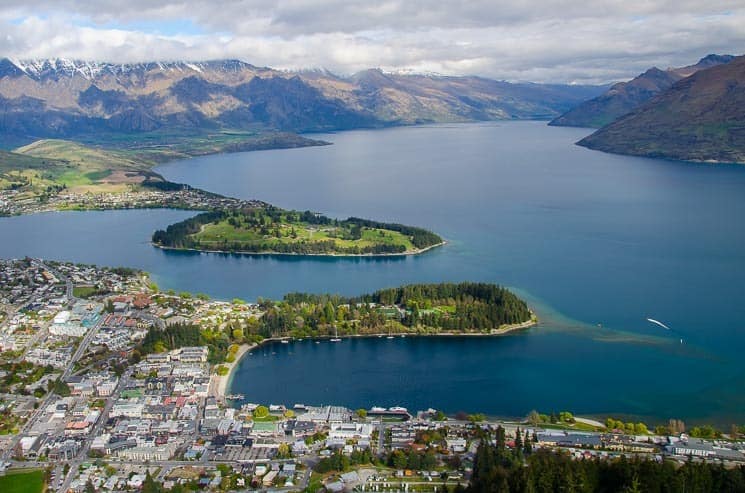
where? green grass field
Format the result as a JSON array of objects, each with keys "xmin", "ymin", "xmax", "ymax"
[
  {"xmin": 1, "ymin": 140, "xmax": 155, "ymax": 198},
  {"xmin": 0, "ymin": 469, "xmax": 46, "ymax": 493},
  {"xmin": 72, "ymin": 286, "xmax": 99, "ymax": 298},
  {"xmin": 194, "ymin": 219, "xmax": 417, "ymax": 253},
  {"xmin": 2, "ymin": 132, "xmax": 326, "ymax": 206}
]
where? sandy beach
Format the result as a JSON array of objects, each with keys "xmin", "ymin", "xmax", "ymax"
[{"xmin": 210, "ymin": 343, "xmax": 254, "ymax": 400}]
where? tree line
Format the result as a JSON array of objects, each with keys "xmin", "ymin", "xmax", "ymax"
[
  {"xmin": 151, "ymin": 207, "xmax": 443, "ymax": 254},
  {"xmin": 466, "ymin": 427, "xmax": 745, "ymax": 493},
  {"xmin": 260, "ymin": 283, "xmax": 532, "ymax": 338},
  {"xmin": 138, "ymin": 322, "xmax": 229, "ymax": 364}
]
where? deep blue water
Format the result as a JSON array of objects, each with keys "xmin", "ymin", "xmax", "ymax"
[{"xmin": 2, "ymin": 121, "xmax": 744, "ymax": 423}]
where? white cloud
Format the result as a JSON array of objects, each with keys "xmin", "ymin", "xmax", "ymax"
[{"xmin": 0, "ymin": 1, "xmax": 743, "ymax": 83}]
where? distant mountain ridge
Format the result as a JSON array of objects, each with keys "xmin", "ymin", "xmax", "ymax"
[
  {"xmin": 0, "ymin": 57, "xmax": 606, "ymax": 144},
  {"xmin": 578, "ymin": 55, "xmax": 745, "ymax": 164},
  {"xmin": 549, "ymin": 54, "xmax": 734, "ymax": 128}
]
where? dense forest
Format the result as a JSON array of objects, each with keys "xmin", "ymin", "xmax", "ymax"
[
  {"xmin": 138, "ymin": 322, "xmax": 229, "ymax": 364},
  {"xmin": 260, "ymin": 282, "xmax": 532, "ymax": 338},
  {"xmin": 151, "ymin": 207, "xmax": 443, "ymax": 255},
  {"xmin": 135, "ymin": 284, "xmax": 531, "ymax": 363},
  {"xmin": 466, "ymin": 428, "xmax": 745, "ymax": 493}
]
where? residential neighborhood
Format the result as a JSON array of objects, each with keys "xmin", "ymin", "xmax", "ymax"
[{"xmin": 1, "ymin": 258, "xmax": 745, "ymax": 492}]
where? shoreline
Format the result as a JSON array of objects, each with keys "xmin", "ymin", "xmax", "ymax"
[
  {"xmin": 151, "ymin": 240, "xmax": 447, "ymax": 258},
  {"xmin": 211, "ymin": 343, "xmax": 254, "ymax": 400},
  {"xmin": 223, "ymin": 316, "xmax": 538, "ymax": 399}
]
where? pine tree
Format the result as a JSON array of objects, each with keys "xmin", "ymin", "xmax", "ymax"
[{"xmin": 515, "ymin": 426, "xmax": 523, "ymax": 450}]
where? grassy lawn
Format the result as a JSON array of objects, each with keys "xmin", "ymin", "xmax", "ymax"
[
  {"xmin": 194, "ymin": 219, "xmax": 417, "ymax": 253},
  {"xmin": 0, "ymin": 139, "xmax": 155, "ymax": 198},
  {"xmin": 72, "ymin": 286, "xmax": 98, "ymax": 298},
  {"xmin": 540, "ymin": 421, "xmax": 605, "ymax": 432},
  {"xmin": 0, "ymin": 469, "xmax": 46, "ymax": 493}
]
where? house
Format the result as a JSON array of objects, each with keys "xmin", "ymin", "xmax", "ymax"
[
  {"xmin": 667, "ymin": 439, "xmax": 716, "ymax": 458},
  {"xmin": 447, "ymin": 438, "xmax": 467, "ymax": 453}
]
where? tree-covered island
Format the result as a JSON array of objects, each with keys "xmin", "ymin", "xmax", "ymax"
[{"xmin": 152, "ymin": 207, "xmax": 444, "ymax": 255}]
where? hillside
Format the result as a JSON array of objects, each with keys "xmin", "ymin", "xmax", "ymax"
[
  {"xmin": 1, "ymin": 140, "xmax": 160, "ymax": 202},
  {"xmin": 0, "ymin": 58, "xmax": 606, "ymax": 143},
  {"xmin": 578, "ymin": 55, "xmax": 745, "ymax": 164},
  {"xmin": 549, "ymin": 55, "xmax": 734, "ymax": 128}
]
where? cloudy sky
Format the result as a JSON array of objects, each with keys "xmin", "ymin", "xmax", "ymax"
[{"xmin": 1, "ymin": 1, "xmax": 743, "ymax": 84}]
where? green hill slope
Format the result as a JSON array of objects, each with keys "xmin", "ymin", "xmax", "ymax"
[{"xmin": 578, "ymin": 55, "xmax": 745, "ymax": 164}]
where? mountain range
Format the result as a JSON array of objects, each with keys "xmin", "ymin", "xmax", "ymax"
[
  {"xmin": 578, "ymin": 54, "xmax": 745, "ymax": 164},
  {"xmin": 549, "ymin": 54, "xmax": 734, "ymax": 128},
  {"xmin": 0, "ymin": 58, "xmax": 605, "ymax": 145}
]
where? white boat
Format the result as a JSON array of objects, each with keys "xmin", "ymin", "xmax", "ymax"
[
  {"xmin": 371, "ymin": 406, "xmax": 386, "ymax": 412},
  {"xmin": 330, "ymin": 326, "xmax": 342, "ymax": 342},
  {"xmin": 389, "ymin": 406, "xmax": 408, "ymax": 413},
  {"xmin": 281, "ymin": 340, "xmax": 289, "ymax": 344}
]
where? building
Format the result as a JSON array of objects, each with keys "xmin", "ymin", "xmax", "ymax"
[{"xmin": 117, "ymin": 444, "xmax": 175, "ymax": 461}]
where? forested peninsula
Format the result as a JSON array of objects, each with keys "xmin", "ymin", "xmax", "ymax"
[
  {"xmin": 259, "ymin": 282, "xmax": 534, "ymax": 339},
  {"xmin": 152, "ymin": 207, "xmax": 444, "ymax": 256},
  {"xmin": 135, "ymin": 283, "xmax": 535, "ymax": 364}
]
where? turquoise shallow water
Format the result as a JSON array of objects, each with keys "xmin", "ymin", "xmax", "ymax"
[{"xmin": 2, "ymin": 121, "xmax": 744, "ymax": 424}]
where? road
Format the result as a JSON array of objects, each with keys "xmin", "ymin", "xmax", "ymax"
[
  {"xmin": 1, "ymin": 391, "xmax": 57, "ymax": 462},
  {"xmin": 32, "ymin": 259, "xmax": 74, "ymax": 302},
  {"xmin": 62, "ymin": 317, "xmax": 103, "ymax": 381},
  {"xmin": 56, "ymin": 369, "xmax": 132, "ymax": 493}
]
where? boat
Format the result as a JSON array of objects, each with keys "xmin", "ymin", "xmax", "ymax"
[
  {"xmin": 386, "ymin": 335, "xmax": 395, "ymax": 339},
  {"xmin": 647, "ymin": 318, "xmax": 671, "ymax": 330},
  {"xmin": 280, "ymin": 339, "xmax": 289, "ymax": 344},
  {"xmin": 330, "ymin": 326, "xmax": 342, "ymax": 342},
  {"xmin": 371, "ymin": 406, "xmax": 386, "ymax": 412},
  {"xmin": 225, "ymin": 394, "xmax": 245, "ymax": 400},
  {"xmin": 389, "ymin": 406, "xmax": 408, "ymax": 413},
  {"xmin": 315, "ymin": 341, "xmax": 320, "ymax": 344}
]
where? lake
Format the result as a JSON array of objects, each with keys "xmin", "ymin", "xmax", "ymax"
[{"xmin": 2, "ymin": 121, "xmax": 744, "ymax": 423}]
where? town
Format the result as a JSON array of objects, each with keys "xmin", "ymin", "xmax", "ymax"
[
  {"xmin": 0, "ymin": 186, "xmax": 265, "ymax": 217},
  {"xmin": 1, "ymin": 258, "xmax": 744, "ymax": 493}
]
